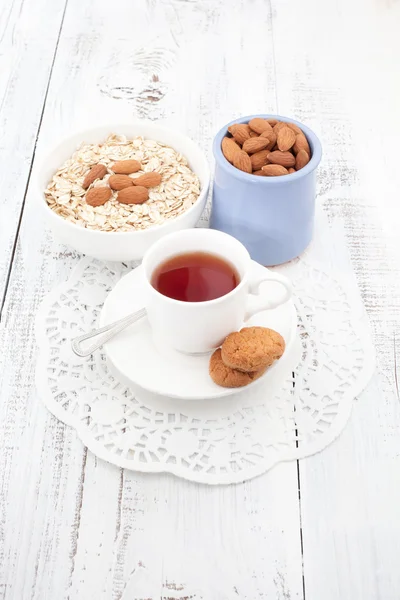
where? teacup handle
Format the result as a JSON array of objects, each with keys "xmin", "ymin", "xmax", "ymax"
[{"xmin": 244, "ymin": 272, "xmax": 292, "ymax": 321}]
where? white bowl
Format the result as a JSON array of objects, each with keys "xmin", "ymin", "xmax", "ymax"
[{"xmin": 35, "ymin": 122, "xmax": 211, "ymax": 261}]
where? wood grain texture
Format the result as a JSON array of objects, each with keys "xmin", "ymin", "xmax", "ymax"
[
  {"xmin": 0, "ymin": 0, "xmax": 67, "ymax": 311},
  {"xmin": 270, "ymin": 0, "xmax": 400, "ymax": 597},
  {"xmin": 1, "ymin": 0, "xmax": 400, "ymax": 597}
]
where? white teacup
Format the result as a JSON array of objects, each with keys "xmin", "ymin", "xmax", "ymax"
[{"xmin": 142, "ymin": 229, "xmax": 292, "ymax": 354}]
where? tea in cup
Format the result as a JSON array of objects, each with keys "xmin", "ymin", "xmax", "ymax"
[{"xmin": 142, "ymin": 229, "xmax": 292, "ymax": 354}]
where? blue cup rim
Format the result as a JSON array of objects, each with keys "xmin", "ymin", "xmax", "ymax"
[{"xmin": 213, "ymin": 114, "xmax": 322, "ymax": 183}]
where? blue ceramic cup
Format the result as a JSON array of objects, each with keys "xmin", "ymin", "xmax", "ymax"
[{"xmin": 210, "ymin": 114, "xmax": 322, "ymax": 266}]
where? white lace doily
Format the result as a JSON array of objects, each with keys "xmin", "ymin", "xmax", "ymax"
[{"xmin": 35, "ymin": 246, "xmax": 375, "ymax": 484}]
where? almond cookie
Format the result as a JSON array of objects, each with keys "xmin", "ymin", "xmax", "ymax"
[
  {"xmin": 221, "ymin": 327, "xmax": 285, "ymax": 373},
  {"xmin": 209, "ymin": 349, "xmax": 267, "ymax": 388}
]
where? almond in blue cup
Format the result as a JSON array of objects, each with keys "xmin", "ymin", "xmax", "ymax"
[{"xmin": 210, "ymin": 114, "xmax": 322, "ymax": 266}]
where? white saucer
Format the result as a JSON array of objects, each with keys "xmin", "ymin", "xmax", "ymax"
[{"xmin": 101, "ymin": 261, "xmax": 299, "ymax": 400}]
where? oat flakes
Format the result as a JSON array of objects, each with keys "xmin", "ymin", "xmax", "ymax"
[{"xmin": 44, "ymin": 134, "xmax": 201, "ymax": 232}]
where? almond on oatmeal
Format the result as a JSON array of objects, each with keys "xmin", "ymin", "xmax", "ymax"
[
  {"xmin": 109, "ymin": 174, "xmax": 134, "ymax": 191},
  {"xmin": 111, "ymin": 159, "xmax": 141, "ymax": 174},
  {"xmin": 82, "ymin": 164, "xmax": 107, "ymax": 189},
  {"xmin": 132, "ymin": 172, "xmax": 162, "ymax": 188}
]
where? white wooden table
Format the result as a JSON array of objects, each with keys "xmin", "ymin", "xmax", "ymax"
[{"xmin": 1, "ymin": 0, "xmax": 400, "ymax": 597}]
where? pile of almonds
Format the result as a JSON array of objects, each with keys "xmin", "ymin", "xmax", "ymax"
[
  {"xmin": 83, "ymin": 159, "xmax": 161, "ymax": 207},
  {"xmin": 221, "ymin": 118, "xmax": 311, "ymax": 176}
]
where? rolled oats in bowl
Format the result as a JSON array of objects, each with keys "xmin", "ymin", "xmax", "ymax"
[{"xmin": 44, "ymin": 134, "xmax": 201, "ymax": 232}]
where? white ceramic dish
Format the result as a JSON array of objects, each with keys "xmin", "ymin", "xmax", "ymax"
[
  {"xmin": 34, "ymin": 121, "xmax": 211, "ymax": 261},
  {"xmin": 100, "ymin": 261, "xmax": 299, "ymax": 400}
]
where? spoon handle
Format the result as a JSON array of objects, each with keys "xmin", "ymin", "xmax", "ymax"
[{"xmin": 71, "ymin": 308, "xmax": 147, "ymax": 357}]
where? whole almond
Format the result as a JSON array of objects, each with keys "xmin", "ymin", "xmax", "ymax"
[
  {"xmin": 288, "ymin": 168, "xmax": 296, "ymax": 174},
  {"xmin": 277, "ymin": 126, "xmax": 296, "ymax": 151},
  {"xmin": 273, "ymin": 121, "xmax": 286, "ymax": 133},
  {"xmin": 295, "ymin": 149, "xmax": 310, "ymax": 170},
  {"xmin": 117, "ymin": 186, "xmax": 149, "ymax": 205},
  {"xmin": 260, "ymin": 130, "xmax": 277, "ymax": 150},
  {"xmin": 109, "ymin": 174, "xmax": 134, "ymax": 191},
  {"xmin": 286, "ymin": 122, "xmax": 303, "ymax": 135},
  {"xmin": 242, "ymin": 137, "xmax": 269, "ymax": 154},
  {"xmin": 132, "ymin": 172, "xmax": 162, "ymax": 188},
  {"xmin": 85, "ymin": 186, "xmax": 111, "ymax": 207},
  {"xmin": 111, "ymin": 159, "xmax": 141, "ymax": 174},
  {"xmin": 267, "ymin": 151, "xmax": 296, "ymax": 168},
  {"xmin": 253, "ymin": 170, "xmax": 267, "ymax": 176},
  {"xmin": 228, "ymin": 124, "xmax": 251, "ymax": 145},
  {"xmin": 248, "ymin": 118, "xmax": 273, "ymax": 135},
  {"xmin": 233, "ymin": 150, "xmax": 252, "ymax": 173},
  {"xmin": 261, "ymin": 164, "xmax": 289, "ymax": 176},
  {"xmin": 221, "ymin": 137, "xmax": 241, "ymax": 163},
  {"xmin": 293, "ymin": 133, "xmax": 311, "ymax": 156},
  {"xmin": 250, "ymin": 149, "xmax": 270, "ymax": 171},
  {"xmin": 82, "ymin": 164, "xmax": 107, "ymax": 189}
]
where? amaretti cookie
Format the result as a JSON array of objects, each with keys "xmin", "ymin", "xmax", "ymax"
[
  {"xmin": 209, "ymin": 349, "xmax": 267, "ymax": 388},
  {"xmin": 221, "ymin": 326, "xmax": 285, "ymax": 372}
]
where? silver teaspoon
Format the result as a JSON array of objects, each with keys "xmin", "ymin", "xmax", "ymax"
[{"xmin": 71, "ymin": 307, "xmax": 147, "ymax": 357}]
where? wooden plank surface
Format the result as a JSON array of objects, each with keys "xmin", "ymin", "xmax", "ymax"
[
  {"xmin": 270, "ymin": 0, "xmax": 400, "ymax": 598},
  {"xmin": 1, "ymin": 0, "xmax": 400, "ymax": 597},
  {"xmin": 0, "ymin": 0, "xmax": 67, "ymax": 309}
]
